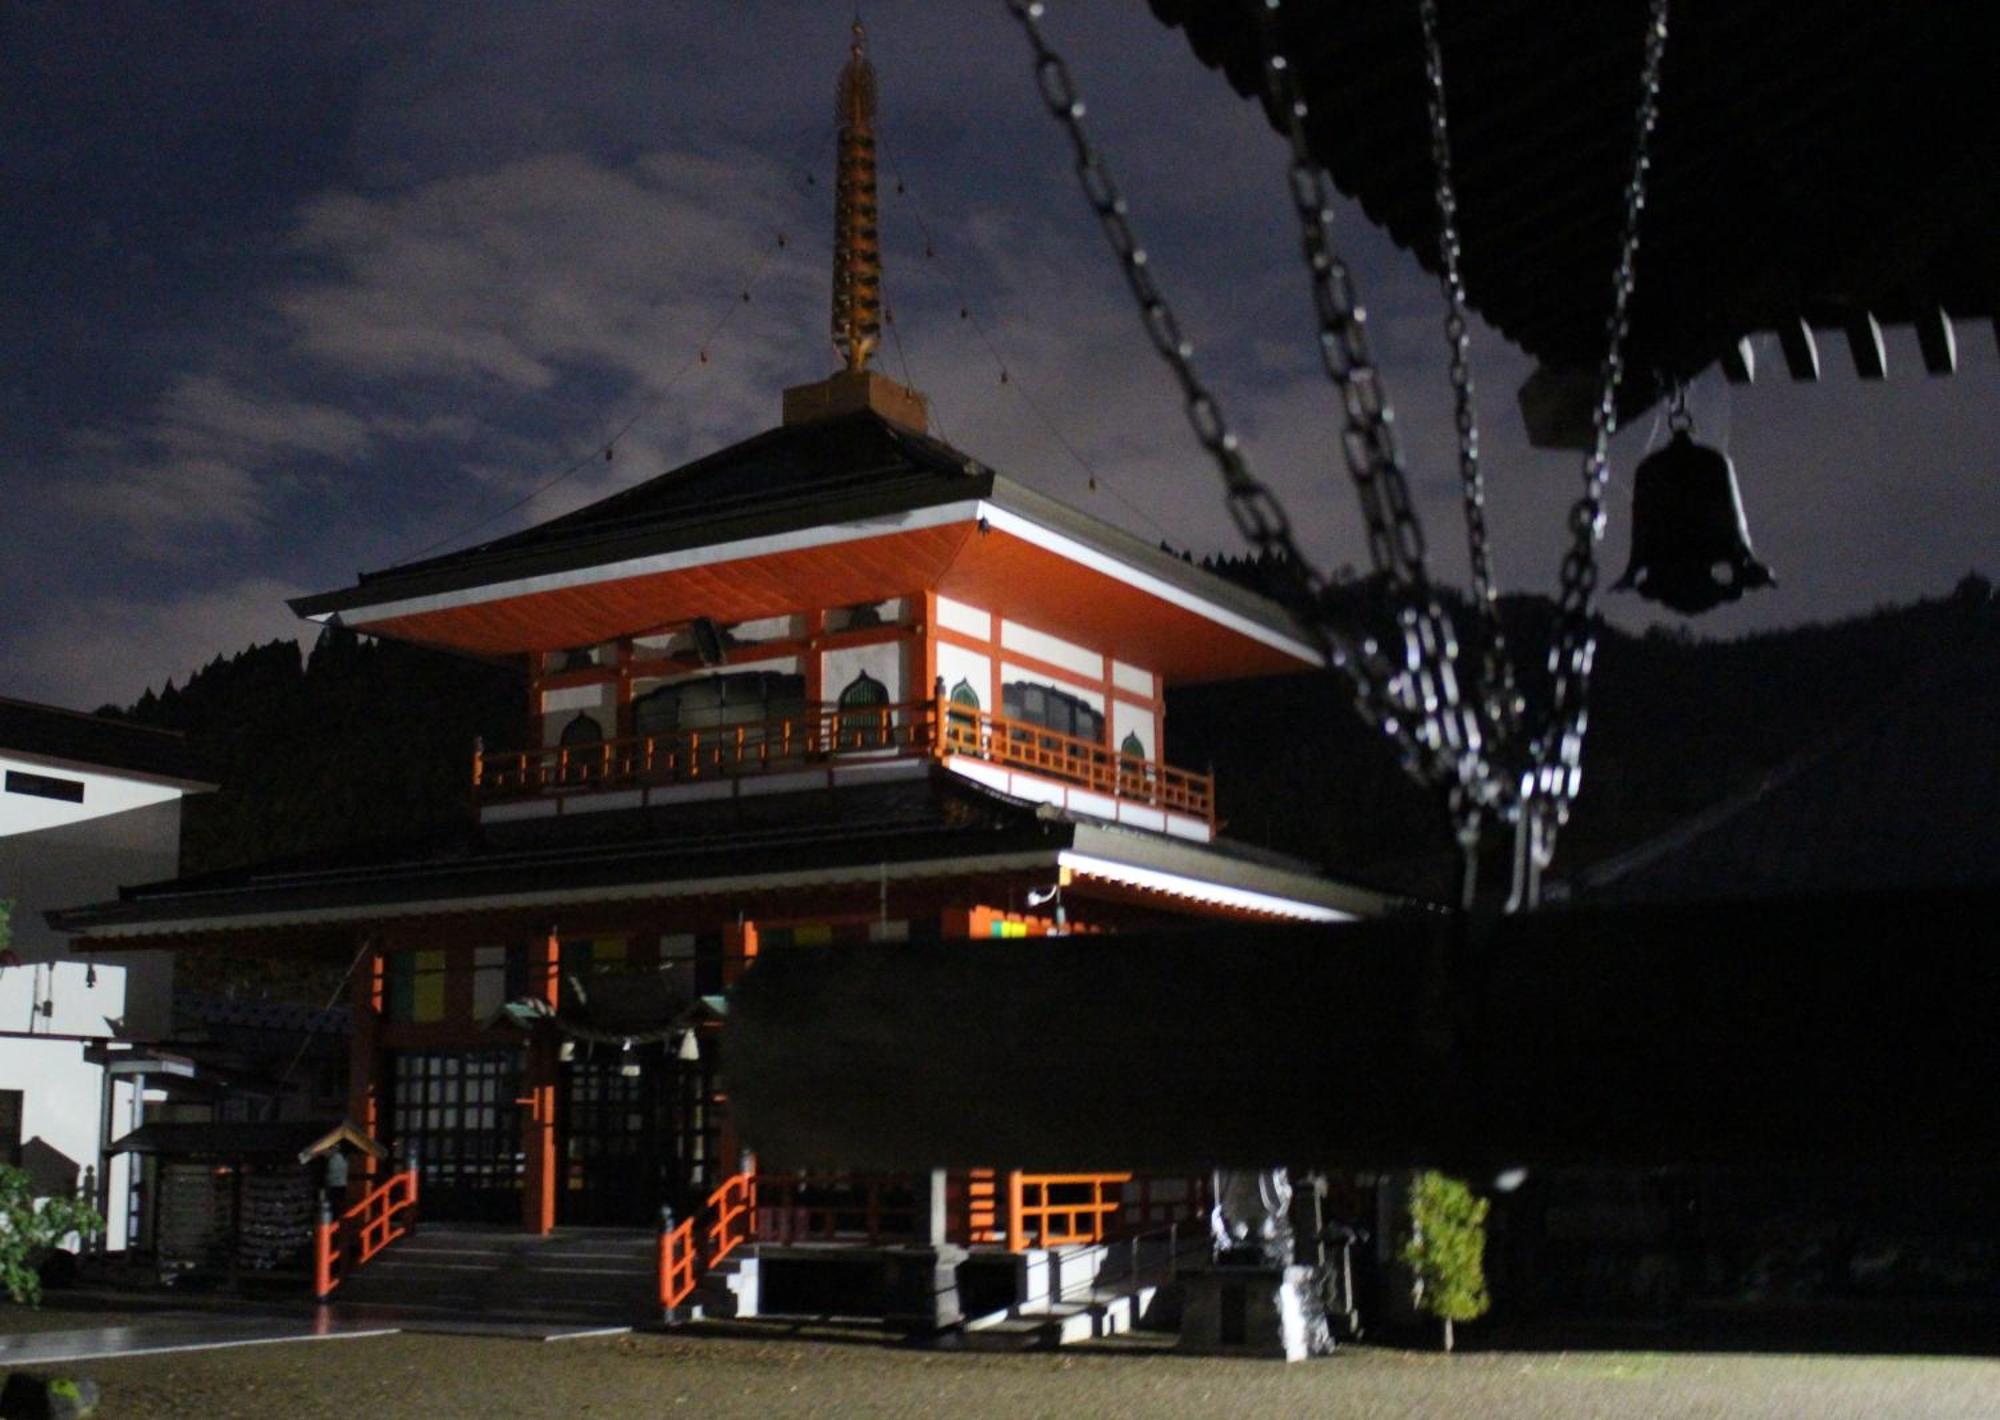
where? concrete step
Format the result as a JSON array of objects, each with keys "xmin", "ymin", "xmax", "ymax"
[{"xmin": 959, "ymin": 1283, "xmax": 1161, "ymax": 1350}]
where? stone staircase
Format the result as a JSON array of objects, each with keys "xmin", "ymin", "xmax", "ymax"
[
  {"xmin": 959, "ymin": 1242, "xmax": 1175, "ymax": 1350},
  {"xmin": 962, "ymin": 1283, "xmax": 1163, "ymax": 1349},
  {"xmin": 681, "ymin": 1252, "xmax": 757, "ymax": 1320},
  {"xmin": 331, "ymin": 1224, "xmax": 659, "ymax": 1328}
]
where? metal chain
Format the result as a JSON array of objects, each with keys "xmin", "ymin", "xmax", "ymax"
[
  {"xmin": 1000, "ymin": 0, "xmax": 1440, "ymax": 782},
  {"xmin": 1531, "ymin": 0, "xmax": 1672, "ymax": 850},
  {"xmin": 1003, "ymin": 0, "xmax": 1670, "ymax": 899},
  {"xmin": 1416, "ymin": 0, "xmax": 1522, "ymax": 746},
  {"xmin": 1249, "ymin": 1, "xmax": 1489, "ymax": 815}
]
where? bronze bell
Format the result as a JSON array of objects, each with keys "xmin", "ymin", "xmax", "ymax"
[{"xmin": 1613, "ymin": 430, "xmax": 1775, "ymax": 615}]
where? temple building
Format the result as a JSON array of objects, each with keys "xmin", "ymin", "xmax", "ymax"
[{"xmin": 49, "ymin": 24, "xmax": 1399, "ymax": 1318}]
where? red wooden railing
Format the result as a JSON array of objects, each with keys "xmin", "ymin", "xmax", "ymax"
[
  {"xmin": 1007, "ymin": 1171, "xmax": 1133, "ymax": 1252},
  {"xmin": 948, "ymin": 705, "xmax": 1214, "ymax": 822},
  {"xmin": 481, "ymin": 702, "xmax": 930, "ymax": 795},
  {"xmin": 754, "ymin": 1173, "xmax": 918, "ymax": 1245},
  {"xmin": 706, "ymin": 1170, "xmax": 756, "ymax": 1268},
  {"xmin": 476, "ymin": 696, "xmax": 1214, "ymax": 826},
  {"xmin": 658, "ymin": 1169, "xmax": 758, "ymax": 1316},
  {"xmin": 658, "ymin": 1213, "xmax": 698, "ymax": 1312},
  {"xmin": 313, "ymin": 1167, "xmax": 419, "ymax": 1300}
]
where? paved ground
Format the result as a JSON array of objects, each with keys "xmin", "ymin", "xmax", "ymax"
[
  {"xmin": 4, "ymin": 1317, "xmax": 1995, "ymax": 1419},
  {"xmin": 0, "ymin": 1309, "xmax": 399, "ymax": 1365}
]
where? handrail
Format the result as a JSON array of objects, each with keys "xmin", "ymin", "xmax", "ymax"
[
  {"xmin": 755, "ymin": 1172, "xmax": 918, "ymax": 1245},
  {"xmin": 480, "ymin": 701, "xmax": 934, "ymax": 797},
  {"xmin": 705, "ymin": 1170, "xmax": 756, "ymax": 1270},
  {"xmin": 313, "ymin": 1166, "xmax": 420, "ymax": 1301},
  {"xmin": 1007, "ymin": 1170, "xmax": 1133, "ymax": 1252},
  {"xmin": 474, "ymin": 695, "xmax": 1215, "ymax": 825},
  {"xmin": 658, "ymin": 1210, "xmax": 698, "ymax": 1314},
  {"xmin": 950, "ymin": 706, "xmax": 1214, "ymax": 821}
]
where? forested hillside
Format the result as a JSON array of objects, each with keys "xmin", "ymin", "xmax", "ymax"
[{"xmin": 100, "ymin": 629, "xmax": 521, "ymax": 879}]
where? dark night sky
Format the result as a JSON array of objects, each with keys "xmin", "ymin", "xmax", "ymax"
[{"xmin": 2, "ymin": 2, "xmax": 1992, "ymax": 710}]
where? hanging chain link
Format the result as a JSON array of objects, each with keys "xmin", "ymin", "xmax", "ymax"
[
  {"xmin": 1002, "ymin": 0, "xmax": 1670, "ymax": 897},
  {"xmin": 1250, "ymin": 1, "xmax": 1490, "ymax": 818},
  {"xmin": 1001, "ymin": 0, "xmax": 1445, "ymax": 784},
  {"xmin": 1416, "ymin": 0, "xmax": 1522, "ymax": 747},
  {"xmin": 1530, "ymin": 0, "xmax": 1672, "ymax": 848}
]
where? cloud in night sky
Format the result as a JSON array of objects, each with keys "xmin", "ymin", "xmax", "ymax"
[{"xmin": 1, "ymin": 2, "xmax": 1991, "ymax": 712}]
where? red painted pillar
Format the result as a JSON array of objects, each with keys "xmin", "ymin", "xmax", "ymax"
[
  {"xmin": 520, "ymin": 927, "xmax": 562, "ymax": 1236},
  {"xmin": 347, "ymin": 939, "xmax": 384, "ymax": 1197}
]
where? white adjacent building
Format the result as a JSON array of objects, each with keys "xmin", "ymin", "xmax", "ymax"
[{"xmin": 0, "ymin": 695, "xmax": 211, "ymax": 1249}]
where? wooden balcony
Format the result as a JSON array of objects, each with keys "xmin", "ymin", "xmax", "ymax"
[{"xmin": 474, "ymin": 697, "xmax": 1214, "ymax": 830}]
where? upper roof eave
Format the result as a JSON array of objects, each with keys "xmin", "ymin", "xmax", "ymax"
[{"xmin": 287, "ymin": 411, "xmax": 1316, "ymax": 664}]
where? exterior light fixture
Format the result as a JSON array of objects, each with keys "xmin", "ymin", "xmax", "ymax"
[{"xmin": 619, "ymin": 1039, "xmax": 641, "ymax": 1078}]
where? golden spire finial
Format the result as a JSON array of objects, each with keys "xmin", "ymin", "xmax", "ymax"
[{"xmin": 831, "ymin": 19, "xmax": 881, "ymax": 372}]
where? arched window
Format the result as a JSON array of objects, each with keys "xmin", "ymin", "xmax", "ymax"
[
  {"xmin": 838, "ymin": 671, "xmax": 890, "ymax": 748},
  {"xmin": 558, "ymin": 713, "xmax": 605, "ymax": 783},
  {"xmin": 947, "ymin": 678, "xmax": 982, "ymax": 750},
  {"xmin": 1121, "ymin": 730, "xmax": 1147, "ymax": 759}
]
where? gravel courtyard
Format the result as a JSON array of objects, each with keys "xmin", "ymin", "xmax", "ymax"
[{"xmin": 37, "ymin": 1325, "xmax": 2000, "ymax": 1419}]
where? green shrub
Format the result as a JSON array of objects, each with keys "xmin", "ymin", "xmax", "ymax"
[
  {"xmin": 1401, "ymin": 1170, "xmax": 1490, "ymax": 1351},
  {"xmin": 0, "ymin": 1164, "xmax": 104, "ymax": 1307}
]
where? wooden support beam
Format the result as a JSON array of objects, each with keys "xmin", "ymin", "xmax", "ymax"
[
  {"xmin": 1914, "ymin": 307, "xmax": 1957, "ymax": 375},
  {"xmin": 1844, "ymin": 311, "xmax": 1887, "ymax": 379},
  {"xmin": 1777, "ymin": 319, "xmax": 1820, "ymax": 380},
  {"xmin": 520, "ymin": 928, "xmax": 561, "ymax": 1236},
  {"xmin": 1719, "ymin": 336, "xmax": 1756, "ymax": 384}
]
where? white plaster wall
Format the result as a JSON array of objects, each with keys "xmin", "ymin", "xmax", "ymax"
[
  {"xmin": 0, "ymin": 959, "xmax": 126, "ymax": 1038},
  {"xmin": 0, "ymin": 797, "xmax": 180, "ymax": 1037},
  {"xmin": 824, "ymin": 642, "xmax": 908, "ymax": 705},
  {"xmin": 999, "ymin": 620, "xmax": 1104, "ymax": 682},
  {"xmin": 934, "ymin": 595, "xmax": 992, "ymax": 641},
  {"xmin": 935, "ymin": 643, "xmax": 991, "ymax": 708},
  {"xmin": 0, "ymin": 755, "xmax": 183, "ymax": 839},
  {"xmin": 730, "ymin": 614, "xmax": 804, "ymax": 643},
  {"xmin": 0, "ymin": 1031, "xmax": 135, "ymax": 1248},
  {"xmin": 1112, "ymin": 660, "xmax": 1154, "ymax": 698}
]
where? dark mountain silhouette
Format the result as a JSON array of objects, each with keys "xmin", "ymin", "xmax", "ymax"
[{"xmin": 1168, "ymin": 566, "xmax": 1998, "ymax": 900}]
